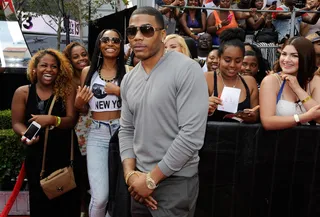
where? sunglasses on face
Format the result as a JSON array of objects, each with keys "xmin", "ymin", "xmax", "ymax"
[
  {"xmin": 100, "ymin": 36, "xmax": 121, "ymax": 44},
  {"xmin": 126, "ymin": 24, "xmax": 163, "ymax": 39}
]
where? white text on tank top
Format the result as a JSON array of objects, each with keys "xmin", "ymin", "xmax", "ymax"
[{"xmin": 89, "ymin": 75, "xmax": 121, "ymax": 112}]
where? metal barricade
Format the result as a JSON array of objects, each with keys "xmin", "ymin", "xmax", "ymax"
[{"xmin": 162, "ymin": 4, "xmax": 320, "ymax": 67}]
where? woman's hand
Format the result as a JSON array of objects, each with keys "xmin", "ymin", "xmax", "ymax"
[
  {"xmin": 280, "ymin": 74, "xmax": 302, "ymax": 93},
  {"xmin": 190, "ymin": 33, "xmax": 200, "ymax": 40},
  {"xmin": 104, "ymin": 82, "xmax": 120, "ymax": 96},
  {"xmin": 236, "ymin": 109, "xmax": 258, "ymax": 123},
  {"xmin": 28, "ymin": 115, "xmax": 55, "ymax": 128},
  {"xmin": 21, "ymin": 135, "xmax": 39, "ymax": 146},
  {"xmin": 221, "ymin": 18, "xmax": 231, "ymax": 27},
  {"xmin": 303, "ymin": 104, "xmax": 320, "ymax": 122},
  {"xmin": 75, "ymin": 86, "xmax": 93, "ymax": 110},
  {"xmin": 236, "ymin": 105, "xmax": 260, "ymax": 123},
  {"xmin": 208, "ymin": 96, "xmax": 222, "ymax": 114},
  {"xmin": 268, "ymin": 5, "xmax": 277, "ymax": 11},
  {"xmin": 171, "ymin": 0, "xmax": 180, "ymax": 5},
  {"xmin": 249, "ymin": 8, "xmax": 257, "ymax": 17}
]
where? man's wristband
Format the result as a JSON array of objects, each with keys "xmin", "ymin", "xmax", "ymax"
[{"xmin": 125, "ymin": 171, "xmax": 139, "ymax": 185}]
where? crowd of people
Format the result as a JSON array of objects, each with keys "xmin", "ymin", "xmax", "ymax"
[
  {"xmin": 9, "ymin": 1, "xmax": 320, "ymax": 217},
  {"xmin": 156, "ymin": 0, "xmax": 320, "ymax": 43}
]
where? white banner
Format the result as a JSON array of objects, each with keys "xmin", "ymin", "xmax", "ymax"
[{"xmin": 21, "ymin": 12, "xmax": 80, "ymax": 37}]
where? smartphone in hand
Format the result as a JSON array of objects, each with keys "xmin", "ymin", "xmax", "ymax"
[
  {"xmin": 227, "ymin": 13, "xmax": 233, "ymax": 21},
  {"xmin": 22, "ymin": 121, "xmax": 41, "ymax": 142}
]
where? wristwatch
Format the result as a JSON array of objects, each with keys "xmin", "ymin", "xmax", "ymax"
[{"xmin": 146, "ymin": 172, "xmax": 158, "ymax": 190}]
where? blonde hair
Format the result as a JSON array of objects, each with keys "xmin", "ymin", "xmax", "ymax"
[
  {"xmin": 164, "ymin": 34, "xmax": 191, "ymax": 57},
  {"xmin": 27, "ymin": 49, "xmax": 73, "ymax": 103}
]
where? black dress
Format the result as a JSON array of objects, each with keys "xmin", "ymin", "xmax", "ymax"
[{"xmin": 24, "ymin": 84, "xmax": 81, "ymax": 217}]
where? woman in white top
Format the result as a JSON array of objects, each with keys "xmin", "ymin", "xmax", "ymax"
[
  {"xmin": 260, "ymin": 36, "xmax": 320, "ymax": 130},
  {"xmin": 74, "ymin": 29, "xmax": 126, "ymax": 217}
]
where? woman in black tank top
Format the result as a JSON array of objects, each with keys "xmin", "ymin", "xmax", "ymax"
[
  {"xmin": 204, "ymin": 28, "xmax": 259, "ymax": 123},
  {"xmin": 11, "ymin": 49, "xmax": 81, "ymax": 217}
]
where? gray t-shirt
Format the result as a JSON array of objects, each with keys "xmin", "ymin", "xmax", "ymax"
[{"xmin": 119, "ymin": 51, "xmax": 209, "ymax": 177}]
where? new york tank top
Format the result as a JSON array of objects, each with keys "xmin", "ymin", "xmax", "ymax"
[{"xmin": 88, "ymin": 72, "xmax": 121, "ymax": 112}]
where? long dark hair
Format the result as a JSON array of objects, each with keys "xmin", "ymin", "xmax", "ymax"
[
  {"xmin": 273, "ymin": 36, "xmax": 316, "ymax": 90},
  {"xmin": 84, "ymin": 29, "xmax": 126, "ymax": 87}
]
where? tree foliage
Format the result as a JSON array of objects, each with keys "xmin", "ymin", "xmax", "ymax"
[{"xmin": 13, "ymin": 0, "xmax": 129, "ymax": 49}]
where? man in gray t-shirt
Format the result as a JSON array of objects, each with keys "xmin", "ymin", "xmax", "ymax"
[{"xmin": 119, "ymin": 6, "xmax": 208, "ymax": 217}]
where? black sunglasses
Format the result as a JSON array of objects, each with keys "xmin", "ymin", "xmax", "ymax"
[
  {"xmin": 126, "ymin": 24, "xmax": 163, "ymax": 39},
  {"xmin": 100, "ymin": 36, "xmax": 121, "ymax": 44}
]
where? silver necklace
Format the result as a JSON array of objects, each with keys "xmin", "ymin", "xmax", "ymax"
[{"xmin": 220, "ymin": 73, "xmax": 239, "ymax": 88}]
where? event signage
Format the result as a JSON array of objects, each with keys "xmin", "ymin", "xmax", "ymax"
[{"xmin": 21, "ymin": 12, "xmax": 80, "ymax": 37}]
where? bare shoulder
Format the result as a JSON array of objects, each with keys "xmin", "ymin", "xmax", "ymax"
[
  {"xmin": 15, "ymin": 85, "xmax": 29, "ymax": 96},
  {"xmin": 13, "ymin": 85, "xmax": 29, "ymax": 104},
  {"xmin": 241, "ymin": 75, "xmax": 258, "ymax": 87},
  {"xmin": 204, "ymin": 71, "xmax": 214, "ymax": 80},
  {"xmin": 81, "ymin": 66, "xmax": 90, "ymax": 77},
  {"xmin": 260, "ymin": 73, "xmax": 280, "ymax": 85},
  {"xmin": 311, "ymin": 74, "xmax": 320, "ymax": 83},
  {"xmin": 259, "ymin": 74, "xmax": 281, "ymax": 93},
  {"xmin": 310, "ymin": 74, "xmax": 320, "ymax": 90},
  {"xmin": 80, "ymin": 66, "xmax": 90, "ymax": 86},
  {"xmin": 242, "ymin": 75, "xmax": 257, "ymax": 83}
]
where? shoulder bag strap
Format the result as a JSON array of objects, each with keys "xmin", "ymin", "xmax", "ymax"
[{"xmin": 40, "ymin": 95, "xmax": 57, "ymax": 179}]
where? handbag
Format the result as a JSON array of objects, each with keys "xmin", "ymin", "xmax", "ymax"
[
  {"xmin": 40, "ymin": 95, "xmax": 77, "ymax": 200},
  {"xmin": 254, "ymin": 27, "xmax": 279, "ymax": 43}
]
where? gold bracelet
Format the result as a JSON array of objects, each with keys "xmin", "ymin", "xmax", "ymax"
[
  {"xmin": 301, "ymin": 95, "xmax": 312, "ymax": 104},
  {"xmin": 125, "ymin": 171, "xmax": 139, "ymax": 185}
]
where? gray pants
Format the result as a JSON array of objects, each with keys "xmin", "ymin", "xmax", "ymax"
[{"xmin": 131, "ymin": 174, "xmax": 199, "ymax": 217}]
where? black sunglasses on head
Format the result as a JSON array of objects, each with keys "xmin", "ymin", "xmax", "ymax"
[
  {"xmin": 100, "ymin": 36, "xmax": 121, "ymax": 44},
  {"xmin": 126, "ymin": 24, "xmax": 163, "ymax": 39}
]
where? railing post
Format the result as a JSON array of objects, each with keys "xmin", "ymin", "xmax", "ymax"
[{"xmin": 290, "ymin": 10, "xmax": 296, "ymax": 38}]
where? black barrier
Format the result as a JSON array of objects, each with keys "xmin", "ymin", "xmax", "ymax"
[{"xmin": 196, "ymin": 122, "xmax": 320, "ymax": 217}]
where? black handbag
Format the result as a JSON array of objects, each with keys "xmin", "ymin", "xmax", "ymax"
[{"xmin": 254, "ymin": 28, "xmax": 279, "ymax": 43}]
